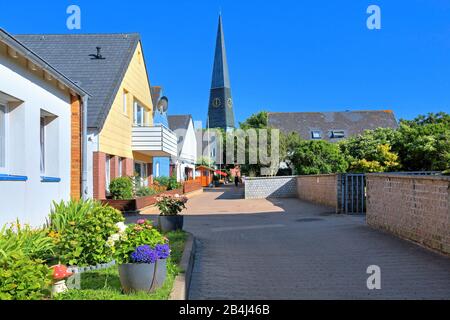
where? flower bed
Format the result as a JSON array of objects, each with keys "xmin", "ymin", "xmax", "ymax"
[
  {"xmin": 101, "ymin": 188, "xmax": 184, "ymax": 213},
  {"xmin": 54, "ymin": 231, "xmax": 187, "ymax": 300}
]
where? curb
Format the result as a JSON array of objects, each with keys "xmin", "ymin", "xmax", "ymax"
[{"xmin": 169, "ymin": 232, "xmax": 196, "ymax": 300}]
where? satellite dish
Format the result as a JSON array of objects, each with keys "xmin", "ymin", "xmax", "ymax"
[{"xmin": 157, "ymin": 96, "xmax": 169, "ymax": 113}]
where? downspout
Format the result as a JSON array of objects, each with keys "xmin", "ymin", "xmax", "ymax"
[{"xmin": 81, "ymin": 95, "xmax": 89, "ymax": 200}]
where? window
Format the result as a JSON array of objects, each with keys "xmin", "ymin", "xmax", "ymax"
[
  {"xmin": 0, "ymin": 104, "xmax": 6, "ymax": 170},
  {"xmin": 311, "ymin": 130, "xmax": 322, "ymax": 140},
  {"xmin": 118, "ymin": 157, "xmax": 123, "ymax": 177},
  {"xmin": 133, "ymin": 102, "xmax": 145, "ymax": 126},
  {"xmin": 105, "ymin": 155, "xmax": 111, "ymax": 192},
  {"xmin": 330, "ymin": 130, "xmax": 345, "ymax": 139},
  {"xmin": 134, "ymin": 162, "xmax": 148, "ymax": 187},
  {"xmin": 40, "ymin": 110, "xmax": 59, "ymax": 177},
  {"xmin": 40, "ymin": 116, "xmax": 45, "ymax": 174},
  {"xmin": 155, "ymin": 162, "xmax": 160, "ymax": 178},
  {"xmin": 123, "ymin": 91, "xmax": 128, "ymax": 115}
]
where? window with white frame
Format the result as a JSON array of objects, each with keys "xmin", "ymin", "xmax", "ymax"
[
  {"xmin": 40, "ymin": 116, "xmax": 45, "ymax": 174},
  {"xmin": 155, "ymin": 162, "xmax": 160, "ymax": 178},
  {"xmin": 133, "ymin": 102, "xmax": 145, "ymax": 126},
  {"xmin": 123, "ymin": 90, "xmax": 128, "ymax": 115},
  {"xmin": 134, "ymin": 162, "xmax": 148, "ymax": 187},
  {"xmin": 0, "ymin": 104, "xmax": 6, "ymax": 170},
  {"xmin": 330, "ymin": 130, "xmax": 345, "ymax": 139},
  {"xmin": 118, "ymin": 157, "xmax": 123, "ymax": 177},
  {"xmin": 105, "ymin": 155, "xmax": 111, "ymax": 192},
  {"xmin": 311, "ymin": 130, "xmax": 322, "ymax": 140},
  {"xmin": 40, "ymin": 110, "xmax": 59, "ymax": 177}
]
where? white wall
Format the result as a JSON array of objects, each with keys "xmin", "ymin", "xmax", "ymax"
[
  {"xmin": 173, "ymin": 119, "xmax": 197, "ymax": 182},
  {"xmin": 0, "ymin": 51, "xmax": 72, "ymax": 227}
]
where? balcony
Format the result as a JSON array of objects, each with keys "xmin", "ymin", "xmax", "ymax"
[{"xmin": 132, "ymin": 125, "xmax": 178, "ymax": 157}]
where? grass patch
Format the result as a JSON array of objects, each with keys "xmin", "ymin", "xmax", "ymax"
[{"xmin": 55, "ymin": 230, "xmax": 188, "ymax": 300}]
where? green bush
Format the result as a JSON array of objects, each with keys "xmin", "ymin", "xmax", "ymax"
[
  {"xmin": 0, "ymin": 222, "xmax": 55, "ymax": 261},
  {"xmin": 109, "ymin": 177, "xmax": 134, "ymax": 200},
  {"xmin": 292, "ymin": 140, "xmax": 348, "ymax": 175},
  {"xmin": 48, "ymin": 200, "xmax": 124, "ymax": 266},
  {"xmin": 0, "ymin": 222, "xmax": 54, "ymax": 300},
  {"xmin": 135, "ymin": 186, "xmax": 160, "ymax": 197},
  {"xmin": 0, "ymin": 249, "xmax": 52, "ymax": 300},
  {"xmin": 167, "ymin": 174, "xmax": 182, "ymax": 191},
  {"xmin": 154, "ymin": 176, "xmax": 170, "ymax": 187}
]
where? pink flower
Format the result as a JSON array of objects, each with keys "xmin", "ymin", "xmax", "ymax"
[{"xmin": 137, "ymin": 219, "xmax": 146, "ymax": 225}]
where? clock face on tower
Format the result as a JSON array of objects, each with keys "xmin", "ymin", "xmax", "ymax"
[
  {"xmin": 227, "ymin": 98, "xmax": 233, "ymax": 108},
  {"xmin": 212, "ymin": 97, "xmax": 222, "ymax": 108}
]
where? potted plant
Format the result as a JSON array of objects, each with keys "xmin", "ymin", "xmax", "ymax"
[
  {"xmin": 155, "ymin": 194, "xmax": 188, "ymax": 233},
  {"xmin": 113, "ymin": 219, "xmax": 169, "ymax": 293}
]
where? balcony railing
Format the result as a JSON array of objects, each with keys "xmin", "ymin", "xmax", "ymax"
[{"xmin": 132, "ymin": 124, "xmax": 178, "ymax": 157}]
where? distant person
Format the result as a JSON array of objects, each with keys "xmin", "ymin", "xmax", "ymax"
[{"xmin": 234, "ymin": 176, "xmax": 239, "ymax": 187}]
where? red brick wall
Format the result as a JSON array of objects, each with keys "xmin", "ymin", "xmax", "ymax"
[
  {"xmin": 367, "ymin": 174, "xmax": 450, "ymax": 255},
  {"xmin": 297, "ymin": 174, "xmax": 339, "ymax": 211},
  {"xmin": 123, "ymin": 158, "xmax": 134, "ymax": 177},
  {"xmin": 70, "ymin": 95, "xmax": 82, "ymax": 199},
  {"xmin": 93, "ymin": 152, "xmax": 106, "ymax": 200}
]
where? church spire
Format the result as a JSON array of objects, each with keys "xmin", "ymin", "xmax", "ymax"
[{"xmin": 208, "ymin": 14, "xmax": 235, "ymax": 130}]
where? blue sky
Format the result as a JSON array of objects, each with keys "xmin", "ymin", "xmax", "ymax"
[{"xmin": 1, "ymin": 0, "xmax": 450, "ymax": 124}]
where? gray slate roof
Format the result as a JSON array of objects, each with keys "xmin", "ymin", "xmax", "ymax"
[
  {"xmin": 0, "ymin": 28, "xmax": 88, "ymax": 97},
  {"xmin": 168, "ymin": 115, "xmax": 193, "ymax": 154},
  {"xmin": 15, "ymin": 33, "xmax": 142, "ymax": 129},
  {"xmin": 211, "ymin": 15, "xmax": 231, "ymax": 89},
  {"xmin": 268, "ymin": 110, "xmax": 398, "ymax": 141}
]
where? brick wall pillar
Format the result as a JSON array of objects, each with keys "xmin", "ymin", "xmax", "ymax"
[
  {"xmin": 110, "ymin": 156, "xmax": 120, "ymax": 180},
  {"xmin": 123, "ymin": 158, "xmax": 134, "ymax": 177},
  {"xmin": 93, "ymin": 152, "xmax": 106, "ymax": 200}
]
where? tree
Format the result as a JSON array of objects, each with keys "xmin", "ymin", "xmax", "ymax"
[
  {"xmin": 292, "ymin": 140, "xmax": 348, "ymax": 175},
  {"xmin": 239, "ymin": 111, "xmax": 268, "ymax": 130},
  {"xmin": 395, "ymin": 113, "xmax": 450, "ymax": 171},
  {"xmin": 339, "ymin": 128, "xmax": 401, "ymax": 173}
]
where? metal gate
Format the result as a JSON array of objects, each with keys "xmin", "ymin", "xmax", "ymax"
[{"xmin": 339, "ymin": 174, "xmax": 366, "ymax": 214}]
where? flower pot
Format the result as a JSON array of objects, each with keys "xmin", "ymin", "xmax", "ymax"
[
  {"xmin": 150, "ymin": 259, "xmax": 167, "ymax": 291},
  {"xmin": 158, "ymin": 215, "xmax": 184, "ymax": 232},
  {"xmin": 118, "ymin": 263, "xmax": 155, "ymax": 293}
]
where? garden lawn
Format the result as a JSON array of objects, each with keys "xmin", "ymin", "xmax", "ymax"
[{"xmin": 55, "ymin": 231, "xmax": 188, "ymax": 300}]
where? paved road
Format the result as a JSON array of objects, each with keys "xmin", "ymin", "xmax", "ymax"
[{"xmin": 135, "ymin": 186, "xmax": 450, "ymax": 299}]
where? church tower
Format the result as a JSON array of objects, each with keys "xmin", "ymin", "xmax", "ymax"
[{"xmin": 207, "ymin": 14, "xmax": 235, "ymax": 131}]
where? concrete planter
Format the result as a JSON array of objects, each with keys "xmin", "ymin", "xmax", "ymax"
[
  {"xmin": 158, "ymin": 215, "xmax": 184, "ymax": 233},
  {"xmin": 150, "ymin": 259, "xmax": 167, "ymax": 291},
  {"xmin": 118, "ymin": 263, "xmax": 156, "ymax": 293}
]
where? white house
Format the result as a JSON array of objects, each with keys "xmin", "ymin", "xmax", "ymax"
[
  {"xmin": 0, "ymin": 29, "xmax": 88, "ymax": 227},
  {"xmin": 168, "ymin": 115, "xmax": 197, "ymax": 182}
]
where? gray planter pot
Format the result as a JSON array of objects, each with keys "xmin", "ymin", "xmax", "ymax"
[
  {"xmin": 158, "ymin": 215, "xmax": 184, "ymax": 233},
  {"xmin": 118, "ymin": 263, "xmax": 155, "ymax": 293},
  {"xmin": 150, "ymin": 259, "xmax": 167, "ymax": 291}
]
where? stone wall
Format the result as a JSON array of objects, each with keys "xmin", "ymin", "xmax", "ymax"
[
  {"xmin": 366, "ymin": 174, "xmax": 450, "ymax": 255},
  {"xmin": 297, "ymin": 174, "xmax": 339, "ymax": 211},
  {"xmin": 245, "ymin": 176, "xmax": 297, "ymax": 199}
]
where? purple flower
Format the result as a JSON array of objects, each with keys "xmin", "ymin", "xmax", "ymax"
[
  {"xmin": 155, "ymin": 244, "xmax": 171, "ymax": 260},
  {"xmin": 130, "ymin": 245, "xmax": 157, "ymax": 264}
]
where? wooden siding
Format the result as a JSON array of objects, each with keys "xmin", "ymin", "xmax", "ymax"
[
  {"xmin": 99, "ymin": 42, "xmax": 154, "ymax": 158},
  {"xmin": 70, "ymin": 95, "xmax": 82, "ymax": 199}
]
